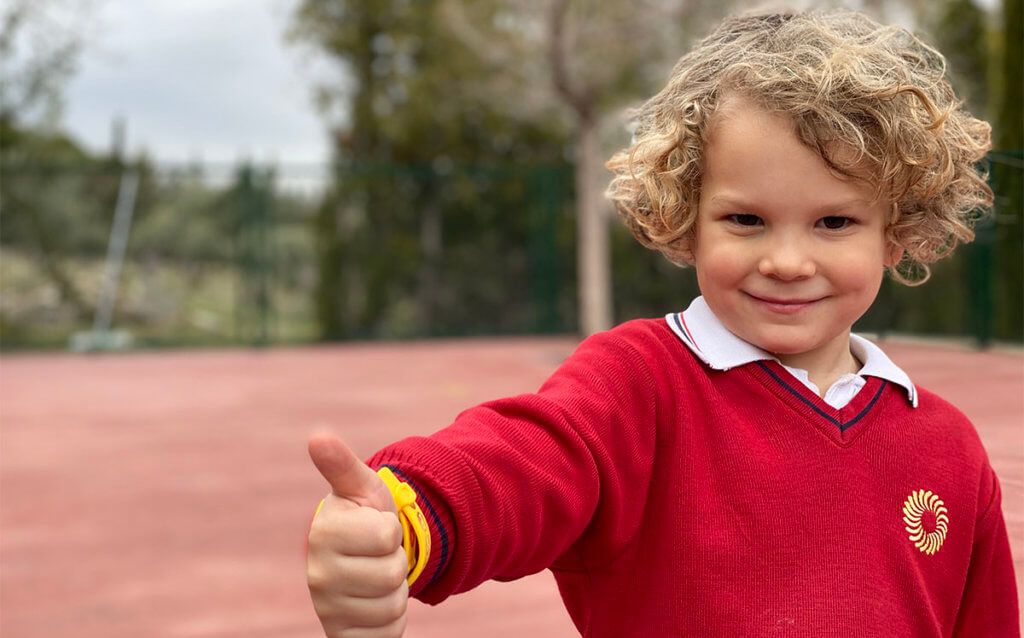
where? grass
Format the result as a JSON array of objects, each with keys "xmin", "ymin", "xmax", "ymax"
[{"xmin": 0, "ymin": 248, "xmax": 320, "ymax": 350}]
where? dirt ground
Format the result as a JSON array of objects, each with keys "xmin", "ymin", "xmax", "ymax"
[{"xmin": 1, "ymin": 335, "xmax": 1021, "ymax": 637}]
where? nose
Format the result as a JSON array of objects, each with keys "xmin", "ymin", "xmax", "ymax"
[{"xmin": 757, "ymin": 233, "xmax": 817, "ymax": 280}]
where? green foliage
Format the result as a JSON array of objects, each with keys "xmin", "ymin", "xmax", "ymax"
[
  {"xmin": 0, "ymin": 0, "xmax": 90, "ymax": 128},
  {"xmin": 994, "ymin": 0, "xmax": 1023, "ymax": 150},
  {"xmin": 990, "ymin": 0, "xmax": 1023, "ymax": 341},
  {"xmin": 930, "ymin": 0, "xmax": 989, "ymax": 114},
  {"xmin": 2, "ymin": 115, "xmax": 118, "ymax": 318},
  {"xmin": 291, "ymin": 0, "xmax": 575, "ymax": 339},
  {"xmin": 287, "ymin": 0, "xmax": 1023, "ymax": 344},
  {"xmin": 0, "ymin": 113, "xmax": 322, "ymax": 348}
]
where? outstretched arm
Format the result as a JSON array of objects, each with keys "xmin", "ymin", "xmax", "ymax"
[{"xmin": 368, "ymin": 324, "xmax": 663, "ymax": 603}]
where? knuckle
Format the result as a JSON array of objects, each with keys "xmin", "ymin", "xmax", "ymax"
[
  {"xmin": 374, "ymin": 516, "xmax": 403, "ymax": 551},
  {"xmin": 320, "ymin": 618, "xmax": 355, "ymax": 638},
  {"xmin": 306, "ymin": 564, "xmax": 331, "ymax": 593},
  {"xmin": 309, "ymin": 512, "xmax": 347, "ymax": 547},
  {"xmin": 383, "ymin": 554, "xmax": 409, "ymax": 589},
  {"xmin": 384, "ymin": 587, "xmax": 409, "ymax": 621},
  {"xmin": 307, "ymin": 525, "xmax": 330, "ymax": 549},
  {"xmin": 384, "ymin": 614, "xmax": 408, "ymax": 638}
]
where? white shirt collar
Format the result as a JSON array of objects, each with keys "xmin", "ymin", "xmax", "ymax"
[{"xmin": 666, "ymin": 296, "xmax": 918, "ymax": 407}]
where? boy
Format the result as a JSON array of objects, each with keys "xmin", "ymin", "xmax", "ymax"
[{"xmin": 306, "ymin": 9, "xmax": 1019, "ymax": 637}]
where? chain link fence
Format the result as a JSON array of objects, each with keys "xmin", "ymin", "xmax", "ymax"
[{"xmin": 1, "ymin": 155, "xmax": 1020, "ymax": 350}]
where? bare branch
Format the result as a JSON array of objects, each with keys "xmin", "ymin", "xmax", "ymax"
[
  {"xmin": 546, "ymin": 0, "xmax": 592, "ymax": 120},
  {"xmin": 439, "ymin": 0, "xmax": 524, "ymax": 80}
]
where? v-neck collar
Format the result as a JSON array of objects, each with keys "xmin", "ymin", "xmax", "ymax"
[
  {"xmin": 665, "ymin": 296, "xmax": 918, "ymax": 408},
  {"xmin": 747, "ymin": 360, "xmax": 891, "ymax": 445}
]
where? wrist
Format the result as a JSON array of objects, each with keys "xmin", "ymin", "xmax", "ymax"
[{"xmin": 377, "ymin": 466, "xmax": 432, "ymax": 586}]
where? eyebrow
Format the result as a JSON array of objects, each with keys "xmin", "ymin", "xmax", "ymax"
[{"xmin": 707, "ymin": 195, "xmax": 872, "ymax": 214}]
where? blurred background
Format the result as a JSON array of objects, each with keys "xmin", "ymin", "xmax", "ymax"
[
  {"xmin": 2, "ymin": 2, "xmax": 1021, "ymax": 636},
  {"xmin": 1, "ymin": 0, "xmax": 1021, "ymax": 351}
]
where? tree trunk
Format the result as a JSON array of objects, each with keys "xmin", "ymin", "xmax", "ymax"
[
  {"xmin": 575, "ymin": 115, "xmax": 613, "ymax": 336},
  {"xmin": 417, "ymin": 199, "xmax": 442, "ymax": 334}
]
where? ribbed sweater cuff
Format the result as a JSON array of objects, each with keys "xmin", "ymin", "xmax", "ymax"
[{"xmin": 369, "ymin": 444, "xmax": 456, "ymax": 600}]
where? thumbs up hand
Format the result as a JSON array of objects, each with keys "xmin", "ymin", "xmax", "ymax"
[{"xmin": 306, "ymin": 431, "xmax": 410, "ymax": 638}]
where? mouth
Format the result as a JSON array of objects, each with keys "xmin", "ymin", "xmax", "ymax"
[{"xmin": 744, "ymin": 293, "xmax": 825, "ymax": 314}]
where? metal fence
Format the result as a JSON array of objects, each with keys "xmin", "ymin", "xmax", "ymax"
[{"xmin": 0, "ymin": 155, "xmax": 1020, "ymax": 350}]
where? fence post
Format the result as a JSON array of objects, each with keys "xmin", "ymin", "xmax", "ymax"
[
  {"xmin": 233, "ymin": 164, "xmax": 273, "ymax": 346},
  {"xmin": 69, "ymin": 170, "xmax": 139, "ymax": 351},
  {"xmin": 529, "ymin": 165, "xmax": 563, "ymax": 334},
  {"xmin": 966, "ymin": 213, "xmax": 994, "ymax": 348}
]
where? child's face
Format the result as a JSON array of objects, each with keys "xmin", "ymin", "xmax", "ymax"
[{"xmin": 687, "ymin": 96, "xmax": 901, "ymax": 369}]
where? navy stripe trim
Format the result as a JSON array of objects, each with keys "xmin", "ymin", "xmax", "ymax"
[
  {"xmin": 841, "ymin": 379, "xmax": 887, "ymax": 432},
  {"xmin": 382, "ymin": 465, "xmax": 449, "ymax": 588},
  {"xmin": 668, "ymin": 312, "xmax": 697, "ymax": 350},
  {"xmin": 756, "ymin": 362, "xmax": 841, "ymax": 426},
  {"xmin": 755, "ymin": 362, "xmax": 888, "ymax": 432}
]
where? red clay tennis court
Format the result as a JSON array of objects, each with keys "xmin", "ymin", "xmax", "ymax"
[{"xmin": 1, "ymin": 336, "xmax": 1021, "ymax": 637}]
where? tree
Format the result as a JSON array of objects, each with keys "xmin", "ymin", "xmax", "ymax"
[
  {"xmin": 288, "ymin": 0, "xmax": 575, "ymax": 339},
  {"xmin": 924, "ymin": 0, "xmax": 1022, "ymax": 342},
  {"xmin": 930, "ymin": 0, "xmax": 989, "ymax": 114},
  {"xmin": 291, "ymin": 0, "xmax": 743, "ymax": 337},
  {"xmin": 440, "ymin": 0, "xmax": 736, "ymax": 335},
  {"xmin": 0, "ymin": 0, "xmax": 105, "ymax": 322},
  {"xmin": 990, "ymin": 0, "xmax": 1023, "ymax": 340},
  {"xmin": 0, "ymin": 0, "xmax": 99, "ymax": 128}
]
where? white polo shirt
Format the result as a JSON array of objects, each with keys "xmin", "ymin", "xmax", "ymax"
[{"xmin": 665, "ymin": 296, "xmax": 918, "ymax": 409}]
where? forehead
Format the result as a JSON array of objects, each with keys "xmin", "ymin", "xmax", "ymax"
[
  {"xmin": 700, "ymin": 95, "xmax": 881, "ymax": 209},
  {"xmin": 707, "ymin": 92, "xmax": 883, "ymax": 188}
]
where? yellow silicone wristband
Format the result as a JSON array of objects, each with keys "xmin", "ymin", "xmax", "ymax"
[{"xmin": 376, "ymin": 467, "xmax": 432, "ymax": 586}]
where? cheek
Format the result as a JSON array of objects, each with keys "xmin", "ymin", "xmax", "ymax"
[
  {"xmin": 830, "ymin": 237, "xmax": 890, "ymax": 282},
  {"xmin": 698, "ymin": 246, "xmax": 751, "ymax": 285},
  {"xmin": 692, "ymin": 228, "xmax": 741, "ymax": 269},
  {"xmin": 831, "ymin": 252, "xmax": 887, "ymax": 299},
  {"xmin": 693, "ymin": 254, "xmax": 724, "ymax": 292}
]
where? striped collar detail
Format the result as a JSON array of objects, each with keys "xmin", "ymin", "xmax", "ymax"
[
  {"xmin": 665, "ymin": 296, "xmax": 918, "ymax": 408},
  {"xmin": 755, "ymin": 361, "xmax": 888, "ymax": 432}
]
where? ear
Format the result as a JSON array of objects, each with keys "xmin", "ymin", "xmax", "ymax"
[
  {"xmin": 676, "ymin": 237, "xmax": 696, "ymax": 266},
  {"xmin": 883, "ymin": 241, "xmax": 904, "ymax": 268}
]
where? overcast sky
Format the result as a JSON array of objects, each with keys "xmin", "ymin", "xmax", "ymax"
[
  {"xmin": 63, "ymin": 0, "xmax": 333, "ymax": 169},
  {"xmin": 59, "ymin": 0, "xmax": 1001, "ymax": 174}
]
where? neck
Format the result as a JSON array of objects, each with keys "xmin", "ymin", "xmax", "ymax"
[{"xmin": 775, "ymin": 337, "xmax": 860, "ymax": 396}]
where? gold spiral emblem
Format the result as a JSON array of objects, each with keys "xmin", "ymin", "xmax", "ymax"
[{"xmin": 902, "ymin": 489, "xmax": 948, "ymax": 555}]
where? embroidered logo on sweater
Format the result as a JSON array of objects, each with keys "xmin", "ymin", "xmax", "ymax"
[{"xmin": 902, "ymin": 489, "xmax": 948, "ymax": 555}]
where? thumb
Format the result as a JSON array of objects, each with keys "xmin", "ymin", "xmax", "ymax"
[{"xmin": 308, "ymin": 431, "xmax": 395, "ymax": 513}]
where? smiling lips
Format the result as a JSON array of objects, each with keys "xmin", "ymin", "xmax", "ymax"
[{"xmin": 746, "ymin": 293, "xmax": 825, "ymax": 315}]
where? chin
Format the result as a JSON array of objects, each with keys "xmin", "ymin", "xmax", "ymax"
[
  {"xmin": 750, "ymin": 335, "xmax": 817, "ymax": 357},
  {"xmin": 761, "ymin": 333, "xmax": 823, "ymax": 360},
  {"xmin": 761, "ymin": 342, "xmax": 806, "ymax": 356}
]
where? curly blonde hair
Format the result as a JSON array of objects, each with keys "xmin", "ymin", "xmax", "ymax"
[{"xmin": 605, "ymin": 9, "xmax": 992, "ymax": 284}]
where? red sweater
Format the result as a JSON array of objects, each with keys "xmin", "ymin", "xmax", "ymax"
[{"xmin": 369, "ymin": 319, "xmax": 1019, "ymax": 636}]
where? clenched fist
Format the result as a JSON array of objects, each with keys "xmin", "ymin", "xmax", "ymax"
[{"xmin": 307, "ymin": 432, "xmax": 409, "ymax": 637}]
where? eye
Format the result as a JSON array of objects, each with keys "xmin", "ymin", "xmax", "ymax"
[
  {"xmin": 729, "ymin": 214, "xmax": 762, "ymax": 227},
  {"xmin": 819, "ymin": 216, "xmax": 852, "ymax": 230}
]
